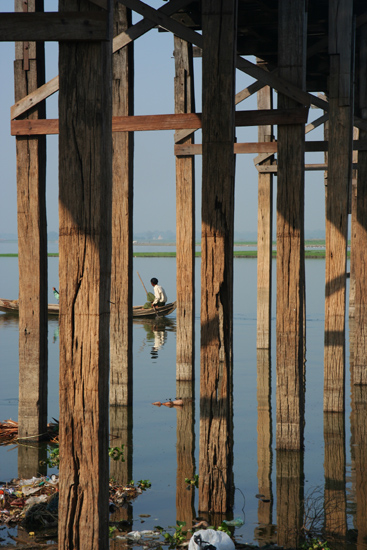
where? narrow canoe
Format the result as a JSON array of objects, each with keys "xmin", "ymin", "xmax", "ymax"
[{"xmin": 0, "ymin": 298, "xmax": 176, "ymax": 319}]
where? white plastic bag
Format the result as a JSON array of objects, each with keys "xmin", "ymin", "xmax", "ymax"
[{"xmin": 189, "ymin": 529, "xmax": 235, "ymax": 550}]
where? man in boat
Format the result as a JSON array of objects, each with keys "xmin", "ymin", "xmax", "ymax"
[{"xmin": 144, "ymin": 277, "xmax": 167, "ymax": 309}]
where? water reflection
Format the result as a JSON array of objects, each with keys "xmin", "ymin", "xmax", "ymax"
[
  {"xmin": 255, "ymin": 349, "xmax": 275, "ymax": 544},
  {"xmin": 276, "ymin": 450, "xmax": 304, "ymax": 548},
  {"xmin": 176, "ymin": 380, "xmax": 196, "ymax": 532},
  {"xmin": 134, "ymin": 317, "xmax": 176, "ymax": 360}
]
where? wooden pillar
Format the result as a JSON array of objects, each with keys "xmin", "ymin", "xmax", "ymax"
[
  {"xmin": 323, "ymin": 413, "xmax": 347, "ymax": 541},
  {"xmin": 58, "ymin": 1, "xmax": 113, "ymax": 548},
  {"xmin": 14, "ymin": 0, "xmax": 48, "ymax": 440},
  {"xmin": 324, "ymin": 0, "xmax": 354, "ymax": 410},
  {"xmin": 110, "ymin": 2, "xmax": 134, "ymax": 406},
  {"xmin": 176, "ymin": 381, "xmax": 195, "ymax": 531},
  {"xmin": 254, "ymin": 349, "xmax": 274, "ymax": 545},
  {"xmin": 276, "ymin": 0, "xmax": 306, "ymax": 450},
  {"xmin": 199, "ymin": 0, "xmax": 237, "ymax": 514},
  {"xmin": 256, "ymin": 65, "xmax": 273, "ymax": 350},
  {"xmin": 174, "ymin": 36, "xmax": 195, "ymax": 381},
  {"xmin": 352, "ymin": 24, "xmax": 367, "ymax": 385}
]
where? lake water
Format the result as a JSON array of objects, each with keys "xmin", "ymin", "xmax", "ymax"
[{"xmin": 0, "ymin": 250, "xmax": 364, "ymax": 549}]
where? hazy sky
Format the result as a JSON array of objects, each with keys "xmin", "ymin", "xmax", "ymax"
[{"xmin": 0, "ymin": 0, "xmax": 327, "ymax": 238}]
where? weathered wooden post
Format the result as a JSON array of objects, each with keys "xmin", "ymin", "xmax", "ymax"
[
  {"xmin": 323, "ymin": 413, "xmax": 347, "ymax": 540},
  {"xmin": 276, "ymin": 0, "xmax": 306, "ymax": 451},
  {"xmin": 256, "ymin": 69, "xmax": 273, "ymax": 350},
  {"xmin": 174, "ymin": 36, "xmax": 196, "ymax": 381},
  {"xmin": 324, "ymin": 0, "xmax": 354, "ymax": 410},
  {"xmin": 14, "ymin": 0, "xmax": 48, "ymax": 442},
  {"xmin": 58, "ymin": 0, "xmax": 113, "ymax": 547},
  {"xmin": 349, "ymin": 127, "xmax": 359, "ymax": 319},
  {"xmin": 110, "ymin": 1, "xmax": 134, "ymax": 406},
  {"xmin": 176, "ymin": 380, "xmax": 195, "ymax": 530},
  {"xmin": 199, "ymin": 0, "xmax": 237, "ymax": 514},
  {"xmin": 352, "ymin": 24, "xmax": 367, "ymax": 386},
  {"xmin": 254, "ymin": 349, "xmax": 274, "ymax": 545}
]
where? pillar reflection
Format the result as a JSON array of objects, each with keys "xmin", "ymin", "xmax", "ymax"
[
  {"xmin": 176, "ymin": 380, "xmax": 196, "ymax": 531},
  {"xmin": 351, "ymin": 385, "xmax": 367, "ymax": 549},
  {"xmin": 109, "ymin": 404, "xmax": 133, "ymax": 538},
  {"xmin": 254, "ymin": 349, "xmax": 275, "ymax": 544},
  {"xmin": 276, "ymin": 450, "xmax": 304, "ymax": 548},
  {"xmin": 323, "ymin": 413, "xmax": 347, "ymax": 544}
]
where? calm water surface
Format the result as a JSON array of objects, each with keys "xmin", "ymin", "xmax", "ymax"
[{"xmin": 0, "ymin": 253, "xmax": 361, "ymax": 548}]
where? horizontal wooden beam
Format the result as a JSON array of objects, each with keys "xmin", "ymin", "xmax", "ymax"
[
  {"xmin": 11, "ymin": 108, "xmax": 309, "ymax": 135},
  {"xmin": 0, "ymin": 12, "xmax": 108, "ymax": 41},
  {"xmin": 175, "ymin": 140, "xmax": 367, "ymax": 156},
  {"xmin": 257, "ymin": 163, "xmax": 359, "ymax": 173}
]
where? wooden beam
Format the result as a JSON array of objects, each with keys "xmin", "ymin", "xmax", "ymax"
[
  {"xmin": 11, "ymin": 108, "xmax": 309, "ymax": 135},
  {"xmin": 258, "ymin": 163, "xmax": 358, "ymax": 172},
  {"xmin": 175, "ymin": 141, "xmax": 367, "ymax": 156},
  {"xmin": 0, "ymin": 12, "xmax": 109, "ymax": 41},
  {"xmin": 113, "ymin": 0, "xmax": 192, "ymax": 52},
  {"xmin": 11, "ymin": 76, "xmax": 59, "ymax": 120},
  {"xmin": 10, "ymin": 0, "xmax": 190, "ymax": 119}
]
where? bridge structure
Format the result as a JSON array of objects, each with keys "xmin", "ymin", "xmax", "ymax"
[{"xmin": 1, "ymin": 0, "xmax": 366, "ymax": 547}]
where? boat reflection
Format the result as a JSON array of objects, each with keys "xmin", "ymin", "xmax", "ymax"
[{"xmin": 134, "ymin": 317, "xmax": 176, "ymax": 360}]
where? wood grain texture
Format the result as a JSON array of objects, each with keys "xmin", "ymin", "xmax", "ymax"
[
  {"xmin": 0, "ymin": 12, "xmax": 108, "ymax": 41},
  {"xmin": 324, "ymin": 0, "xmax": 353, "ymax": 412},
  {"xmin": 15, "ymin": 0, "xmax": 48, "ymax": 443},
  {"xmin": 276, "ymin": 0, "xmax": 306, "ymax": 451},
  {"xmin": 199, "ymin": 0, "xmax": 236, "ymax": 515},
  {"xmin": 174, "ymin": 37, "xmax": 196, "ymax": 380},
  {"xmin": 110, "ymin": 2, "xmax": 134, "ymax": 406},
  {"xmin": 58, "ymin": 0, "xmax": 113, "ymax": 547},
  {"xmin": 352, "ymin": 25, "xmax": 367, "ymax": 385},
  {"xmin": 256, "ymin": 69, "xmax": 273, "ymax": 350}
]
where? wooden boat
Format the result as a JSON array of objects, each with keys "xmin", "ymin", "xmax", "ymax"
[{"xmin": 0, "ymin": 298, "xmax": 176, "ymax": 319}]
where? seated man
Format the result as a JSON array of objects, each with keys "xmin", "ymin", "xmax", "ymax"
[{"xmin": 145, "ymin": 277, "xmax": 167, "ymax": 308}]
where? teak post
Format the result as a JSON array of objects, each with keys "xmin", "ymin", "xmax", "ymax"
[
  {"xmin": 199, "ymin": 0, "xmax": 237, "ymax": 514},
  {"xmin": 58, "ymin": 1, "xmax": 113, "ymax": 548},
  {"xmin": 14, "ymin": 0, "xmax": 48, "ymax": 441},
  {"xmin": 174, "ymin": 36, "xmax": 195, "ymax": 381},
  {"xmin": 110, "ymin": 2, "xmax": 134, "ymax": 406},
  {"xmin": 275, "ymin": 0, "xmax": 306, "ymax": 450},
  {"xmin": 256, "ymin": 66, "xmax": 273, "ymax": 350},
  {"xmin": 352, "ymin": 24, "xmax": 367, "ymax": 385},
  {"xmin": 324, "ymin": 0, "xmax": 354, "ymax": 411}
]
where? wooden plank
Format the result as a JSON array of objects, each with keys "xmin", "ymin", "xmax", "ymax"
[
  {"xmin": 109, "ymin": 3, "xmax": 134, "ymax": 407},
  {"xmin": 0, "ymin": 12, "xmax": 109, "ymax": 41},
  {"xmin": 11, "ymin": 108, "xmax": 308, "ymax": 135},
  {"xmin": 57, "ymin": 0, "xmax": 113, "ymax": 547},
  {"xmin": 11, "ymin": 76, "xmax": 59, "ymax": 120},
  {"xmin": 174, "ymin": 37, "xmax": 195, "ymax": 382}
]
